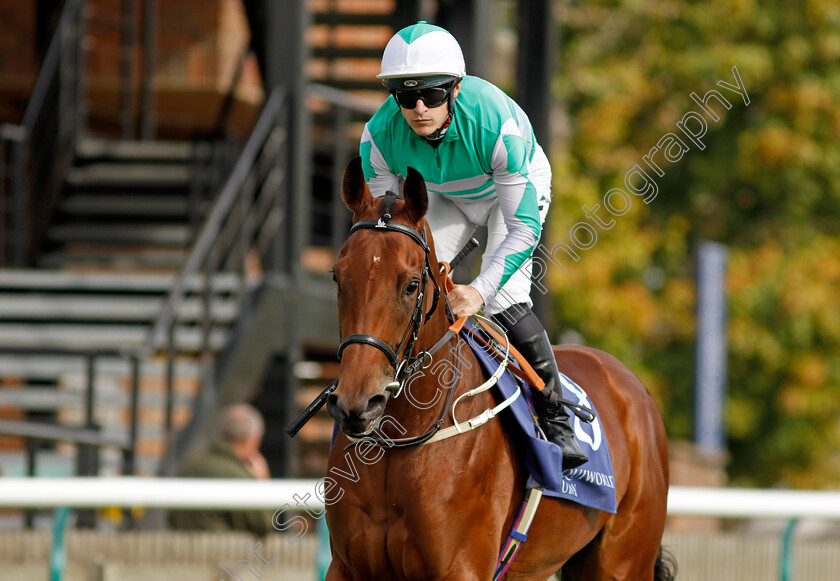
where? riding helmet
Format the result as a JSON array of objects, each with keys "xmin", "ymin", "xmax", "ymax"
[{"xmin": 378, "ymin": 21, "xmax": 466, "ymax": 90}]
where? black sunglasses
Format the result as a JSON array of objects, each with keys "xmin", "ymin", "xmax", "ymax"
[{"xmin": 392, "ymin": 84, "xmax": 454, "ymax": 109}]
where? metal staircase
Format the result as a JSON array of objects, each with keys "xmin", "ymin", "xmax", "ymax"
[
  {"xmin": 40, "ymin": 138, "xmax": 211, "ymax": 272},
  {"xmin": 0, "ymin": 0, "xmax": 495, "ymax": 507}
]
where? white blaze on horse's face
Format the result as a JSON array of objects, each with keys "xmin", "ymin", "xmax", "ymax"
[{"xmin": 328, "ymin": 237, "xmax": 410, "ymax": 436}]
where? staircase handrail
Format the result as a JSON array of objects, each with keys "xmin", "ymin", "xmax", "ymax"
[
  {"xmin": 20, "ymin": 0, "xmax": 84, "ymax": 131},
  {"xmin": 306, "ymin": 83, "xmax": 383, "ymax": 252},
  {"xmin": 145, "ymin": 84, "xmax": 379, "ymax": 475},
  {"xmin": 138, "ymin": 87, "xmax": 288, "ymax": 359},
  {"xmin": 307, "ymin": 82, "xmax": 382, "ymax": 116},
  {"xmin": 0, "ymin": 0, "xmax": 84, "ymax": 266}
]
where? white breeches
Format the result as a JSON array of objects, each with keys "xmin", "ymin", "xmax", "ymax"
[{"xmin": 425, "ymin": 147, "xmax": 552, "ymax": 316}]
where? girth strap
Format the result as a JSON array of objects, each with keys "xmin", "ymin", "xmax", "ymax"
[{"xmin": 493, "ymin": 487, "xmax": 544, "ymax": 580}]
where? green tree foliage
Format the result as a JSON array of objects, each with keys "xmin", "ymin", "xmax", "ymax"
[{"xmin": 548, "ymin": 0, "xmax": 840, "ymax": 487}]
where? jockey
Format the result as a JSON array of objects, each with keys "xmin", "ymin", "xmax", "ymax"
[{"xmin": 360, "ymin": 21, "xmax": 588, "ymax": 469}]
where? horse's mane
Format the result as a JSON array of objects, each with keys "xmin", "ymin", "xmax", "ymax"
[{"xmin": 379, "ymin": 190, "xmax": 400, "ymax": 222}]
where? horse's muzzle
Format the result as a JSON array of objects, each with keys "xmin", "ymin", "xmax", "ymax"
[{"xmin": 326, "ymin": 391, "xmax": 388, "ymax": 436}]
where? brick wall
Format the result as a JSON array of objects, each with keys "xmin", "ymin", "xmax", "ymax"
[
  {"xmin": 86, "ymin": 0, "xmax": 264, "ymax": 137},
  {"xmin": 0, "ymin": 2, "xmax": 36, "ymax": 123},
  {"xmin": 0, "ymin": 0, "xmax": 263, "ymax": 135}
]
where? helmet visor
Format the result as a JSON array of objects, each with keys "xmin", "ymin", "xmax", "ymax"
[{"xmin": 391, "ymin": 81, "xmax": 456, "ymax": 109}]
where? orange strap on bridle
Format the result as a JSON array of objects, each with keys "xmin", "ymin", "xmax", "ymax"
[
  {"xmin": 468, "ymin": 320, "xmax": 545, "ymax": 390},
  {"xmin": 439, "ymin": 261, "xmax": 457, "ymax": 294},
  {"xmin": 440, "ymin": 262, "xmax": 544, "ymax": 391}
]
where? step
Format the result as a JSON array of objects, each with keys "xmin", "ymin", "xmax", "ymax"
[
  {"xmin": 313, "ymin": 12, "xmax": 391, "ymax": 26},
  {"xmin": 294, "ymin": 360, "xmax": 340, "ymax": 380},
  {"xmin": 0, "ymin": 294, "xmax": 238, "ymax": 323},
  {"xmin": 0, "ymin": 388, "xmax": 79, "ymax": 410},
  {"xmin": 59, "ymin": 194, "xmax": 191, "ymax": 217},
  {"xmin": 0, "ymin": 445, "xmax": 171, "ymax": 476},
  {"xmin": 76, "ymin": 138, "xmax": 194, "ymax": 162},
  {"xmin": 0, "ymin": 269, "xmax": 240, "ymax": 293},
  {"xmin": 0, "ymin": 323, "xmax": 228, "ymax": 352},
  {"xmin": 311, "ymin": 79, "xmax": 385, "ymax": 93},
  {"xmin": 0, "ymin": 388, "xmax": 197, "ymax": 411},
  {"xmin": 66, "ymin": 163, "xmax": 191, "ymax": 188},
  {"xmin": 312, "ymin": 46, "xmax": 384, "ymax": 59},
  {"xmin": 0, "ymin": 354, "xmax": 201, "ymax": 381},
  {"xmin": 0, "ymin": 451, "xmax": 76, "ymax": 478},
  {"xmin": 47, "ymin": 223, "xmax": 192, "ymax": 245},
  {"xmin": 38, "ymin": 248, "xmax": 189, "ymax": 271}
]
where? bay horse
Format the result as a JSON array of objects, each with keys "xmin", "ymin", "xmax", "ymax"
[{"xmin": 324, "ymin": 157, "xmax": 673, "ymax": 581}]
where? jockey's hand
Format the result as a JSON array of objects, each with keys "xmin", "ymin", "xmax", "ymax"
[{"xmin": 449, "ymin": 284, "xmax": 484, "ymax": 318}]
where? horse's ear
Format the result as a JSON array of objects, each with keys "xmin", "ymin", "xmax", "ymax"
[
  {"xmin": 402, "ymin": 166, "xmax": 428, "ymax": 223},
  {"xmin": 342, "ymin": 156, "xmax": 371, "ymax": 215}
]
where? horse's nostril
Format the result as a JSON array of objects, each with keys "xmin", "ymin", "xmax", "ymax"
[
  {"xmin": 326, "ymin": 394, "xmax": 344, "ymax": 421},
  {"xmin": 364, "ymin": 394, "xmax": 387, "ymax": 418}
]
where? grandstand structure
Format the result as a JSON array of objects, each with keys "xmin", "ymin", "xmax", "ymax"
[{"xmin": 0, "ymin": 0, "xmax": 552, "ymax": 525}]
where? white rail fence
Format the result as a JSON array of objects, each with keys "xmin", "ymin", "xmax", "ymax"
[
  {"xmin": 1, "ymin": 480, "xmax": 839, "ymax": 581},
  {"xmin": 0, "ymin": 477, "xmax": 840, "ymax": 520},
  {"xmin": 0, "ymin": 478, "xmax": 839, "ymax": 519}
]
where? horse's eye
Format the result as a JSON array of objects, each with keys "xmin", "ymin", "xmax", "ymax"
[
  {"xmin": 331, "ymin": 269, "xmax": 338, "ymax": 284},
  {"xmin": 405, "ymin": 280, "xmax": 420, "ymax": 295}
]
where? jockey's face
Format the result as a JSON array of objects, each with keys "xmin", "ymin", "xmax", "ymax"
[{"xmin": 399, "ymin": 83, "xmax": 460, "ymax": 138}]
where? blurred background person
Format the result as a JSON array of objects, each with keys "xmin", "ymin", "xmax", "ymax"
[{"xmin": 168, "ymin": 404, "xmax": 272, "ymax": 536}]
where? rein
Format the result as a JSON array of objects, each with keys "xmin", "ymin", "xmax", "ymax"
[
  {"xmin": 344, "ymin": 327, "xmax": 465, "ymax": 450},
  {"xmin": 336, "ymin": 193, "xmax": 441, "ymax": 392},
  {"xmin": 337, "ymin": 193, "xmax": 457, "ymax": 448},
  {"xmin": 345, "ymin": 315, "xmax": 524, "ymax": 450},
  {"xmin": 336, "ymin": 193, "xmax": 522, "ymax": 450}
]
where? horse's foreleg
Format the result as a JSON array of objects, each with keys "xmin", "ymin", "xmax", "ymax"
[
  {"xmin": 324, "ymin": 561, "xmax": 352, "ymax": 581},
  {"xmin": 561, "ymin": 494, "xmax": 666, "ymax": 580},
  {"xmin": 440, "ymin": 570, "xmax": 491, "ymax": 581},
  {"xmin": 324, "ymin": 560, "xmax": 353, "ymax": 581}
]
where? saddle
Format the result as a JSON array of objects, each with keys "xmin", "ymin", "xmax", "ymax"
[{"xmin": 441, "ymin": 261, "xmax": 616, "ymax": 513}]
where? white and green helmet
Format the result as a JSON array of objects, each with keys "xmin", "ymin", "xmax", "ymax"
[{"xmin": 378, "ymin": 21, "xmax": 466, "ymax": 89}]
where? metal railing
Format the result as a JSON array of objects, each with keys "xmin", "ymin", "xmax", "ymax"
[
  {"xmin": 0, "ymin": 2, "xmax": 389, "ymax": 534},
  {"xmin": 0, "ymin": 345, "xmax": 140, "ymax": 528},
  {"xmin": 139, "ymin": 88, "xmax": 290, "ymax": 473},
  {"xmin": 0, "ymin": 3, "xmax": 379, "ymax": 504},
  {"xmin": 306, "ymin": 83, "xmax": 382, "ymax": 253},
  {"xmin": 140, "ymin": 83, "xmax": 381, "ymax": 478},
  {"xmin": 188, "ymin": 43, "xmax": 256, "ymax": 241},
  {"xmin": 0, "ymin": 348, "xmax": 138, "ymax": 477},
  {"xmin": 0, "ymin": 0, "xmax": 85, "ymax": 267}
]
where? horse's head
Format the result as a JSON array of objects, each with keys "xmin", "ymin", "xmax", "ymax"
[{"xmin": 326, "ymin": 157, "xmax": 440, "ymax": 436}]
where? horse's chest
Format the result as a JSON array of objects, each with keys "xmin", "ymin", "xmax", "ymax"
[{"xmin": 329, "ymin": 427, "xmax": 511, "ymax": 578}]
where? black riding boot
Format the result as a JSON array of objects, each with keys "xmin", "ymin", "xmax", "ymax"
[{"xmin": 493, "ymin": 304, "xmax": 589, "ymax": 470}]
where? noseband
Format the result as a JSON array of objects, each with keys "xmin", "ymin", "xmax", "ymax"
[{"xmin": 336, "ymin": 193, "xmax": 441, "ymax": 392}]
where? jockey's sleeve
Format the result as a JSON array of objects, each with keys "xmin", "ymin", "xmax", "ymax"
[
  {"xmin": 360, "ymin": 123, "xmax": 401, "ymax": 197},
  {"xmin": 468, "ymin": 125, "xmax": 542, "ymax": 306}
]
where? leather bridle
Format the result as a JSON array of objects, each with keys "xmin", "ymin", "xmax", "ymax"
[{"xmin": 336, "ymin": 194, "xmax": 442, "ymax": 393}]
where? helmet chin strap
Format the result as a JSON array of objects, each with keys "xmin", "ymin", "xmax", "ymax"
[
  {"xmin": 423, "ymin": 113, "xmax": 451, "ymax": 143},
  {"xmin": 423, "ymin": 95, "xmax": 455, "ymax": 144}
]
